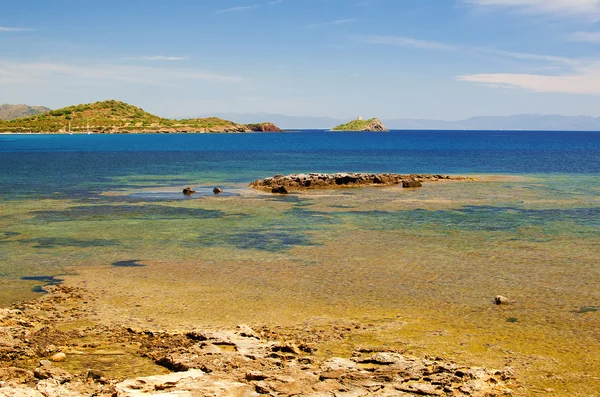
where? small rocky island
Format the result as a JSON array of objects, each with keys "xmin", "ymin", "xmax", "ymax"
[
  {"xmin": 250, "ymin": 173, "xmax": 471, "ymax": 193},
  {"xmin": 331, "ymin": 117, "xmax": 389, "ymax": 132}
]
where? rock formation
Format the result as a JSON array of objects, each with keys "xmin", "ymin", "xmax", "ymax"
[
  {"xmin": 250, "ymin": 172, "xmax": 471, "ymax": 192},
  {"xmin": 0, "ymin": 285, "xmax": 514, "ymax": 396}
]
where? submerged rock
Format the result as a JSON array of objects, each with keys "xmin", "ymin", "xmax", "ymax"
[
  {"xmin": 213, "ymin": 187, "xmax": 223, "ymax": 194},
  {"xmin": 402, "ymin": 179, "xmax": 423, "ymax": 188},
  {"xmin": 182, "ymin": 187, "xmax": 196, "ymax": 195}
]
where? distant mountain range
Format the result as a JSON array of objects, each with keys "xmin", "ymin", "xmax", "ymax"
[
  {"xmin": 209, "ymin": 112, "xmax": 600, "ymax": 131},
  {"xmin": 0, "ymin": 104, "xmax": 51, "ymax": 120}
]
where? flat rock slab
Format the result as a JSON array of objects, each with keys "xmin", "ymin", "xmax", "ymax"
[{"xmin": 249, "ymin": 173, "xmax": 472, "ymax": 192}]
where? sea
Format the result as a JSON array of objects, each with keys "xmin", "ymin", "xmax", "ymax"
[{"xmin": 0, "ymin": 130, "xmax": 599, "ymax": 394}]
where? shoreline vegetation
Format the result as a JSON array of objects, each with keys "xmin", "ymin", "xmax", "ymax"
[
  {"xmin": 0, "ymin": 100, "xmax": 282, "ymax": 134},
  {"xmin": 0, "ymin": 284, "xmax": 515, "ymax": 396}
]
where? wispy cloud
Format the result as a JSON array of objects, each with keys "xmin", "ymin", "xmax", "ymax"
[
  {"xmin": 476, "ymin": 48, "xmax": 577, "ymax": 66},
  {"xmin": 0, "ymin": 26, "xmax": 33, "ymax": 32},
  {"xmin": 465, "ymin": 0, "xmax": 600, "ymax": 21},
  {"xmin": 0, "ymin": 61, "xmax": 242, "ymax": 86},
  {"xmin": 457, "ymin": 50, "xmax": 600, "ymax": 95},
  {"xmin": 269, "ymin": 0, "xmax": 283, "ymax": 4},
  {"xmin": 304, "ymin": 18, "xmax": 358, "ymax": 28},
  {"xmin": 568, "ymin": 31, "xmax": 600, "ymax": 43},
  {"xmin": 215, "ymin": 4, "xmax": 261, "ymax": 14},
  {"xmin": 361, "ymin": 35, "xmax": 457, "ymax": 51},
  {"xmin": 122, "ymin": 56, "xmax": 189, "ymax": 61}
]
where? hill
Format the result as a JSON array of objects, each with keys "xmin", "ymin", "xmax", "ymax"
[
  {"xmin": 331, "ymin": 118, "xmax": 389, "ymax": 132},
  {"xmin": 0, "ymin": 100, "xmax": 281, "ymax": 133},
  {"xmin": 0, "ymin": 104, "xmax": 51, "ymax": 120}
]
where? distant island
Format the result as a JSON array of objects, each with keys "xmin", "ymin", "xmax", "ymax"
[
  {"xmin": 0, "ymin": 104, "xmax": 51, "ymax": 121},
  {"xmin": 331, "ymin": 117, "xmax": 389, "ymax": 132},
  {"xmin": 0, "ymin": 100, "xmax": 282, "ymax": 134},
  {"xmin": 210, "ymin": 112, "xmax": 600, "ymax": 131}
]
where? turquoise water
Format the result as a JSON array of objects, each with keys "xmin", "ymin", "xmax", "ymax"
[
  {"xmin": 1, "ymin": 131, "xmax": 599, "ymax": 393},
  {"xmin": 0, "ymin": 131, "xmax": 599, "ymax": 291}
]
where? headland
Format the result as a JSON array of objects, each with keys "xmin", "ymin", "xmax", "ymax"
[{"xmin": 0, "ymin": 100, "xmax": 282, "ymax": 134}]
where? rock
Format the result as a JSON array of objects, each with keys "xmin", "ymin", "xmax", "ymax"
[
  {"xmin": 246, "ymin": 370, "xmax": 268, "ymax": 381},
  {"xmin": 402, "ymin": 179, "xmax": 423, "ymax": 188},
  {"xmin": 321, "ymin": 357, "xmax": 357, "ymax": 372},
  {"xmin": 396, "ymin": 382, "xmax": 443, "ymax": 395},
  {"xmin": 271, "ymin": 342, "xmax": 301, "ymax": 355},
  {"xmin": 0, "ymin": 386, "xmax": 44, "ymax": 397},
  {"xmin": 272, "ymin": 186, "xmax": 288, "ymax": 194},
  {"xmin": 155, "ymin": 354, "xmax": 193, "ymax": 372},
  {"xmin": 494, "ymin": 295, "xmax": 509, "ymax": 305},
  {"xmin": 50, "ymin": 352, "xmax": 66, "ymax": 362},
  {"xmin": 245, "ymin": 123, "xmax": 282, "ymax": 132},
  {"xmin": 213, "ymin": 187, "xmax": 223, "ymax": 194},
  {"xmin": 0, "ymin": 367, "xmax": 34, "ymax": 382},
  {"xmin": 249, "ymin": 173, "xmax": 467, "ymax": 193},
  {"xmin": 86, "ymin": 369, "xmax": 105, "ymax": 382},
  {"xmin": 33, "ymin": 367, "xmax": 72, "ymax": 383},
  {"xmin": 182, "ymin": 187, "xmax": 196, "ymax": 195},
  {"xmin": 236, "ymin": 324, "xmax": 258, "ymax": 338},
  {"xmin": 359, "ymin": 352, "xmax": 409, "ymax": 366},
  {"xmin": 39, "ymin": 360, "xmax": 51, "ymax": 367}
]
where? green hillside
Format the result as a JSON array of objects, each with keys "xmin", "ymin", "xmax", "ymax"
[
  {"xmin": 331, "ymin": 117, "xmax": 389, "ymax": 132},
  {"xmin": 0, "ymin": 100, "xmax": 281, "ymax": 133},
  {"xmin": 0, "ymin": 104, "xmax": 51, "ymax": 120}
]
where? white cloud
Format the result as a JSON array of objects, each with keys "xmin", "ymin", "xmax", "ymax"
[
  {"xmin": 361, "ymin": 35, "xmax": 457, "ymax": 51},
  {"xmin": 0, "ymin": 61, "xmax": 242, "ymax": 86},
  {"xmin": 122, "ymin": 56, "xmax": 189, "ymax": 61},
  {"xmin": 465, "ymin": 0, "xmax": 600, "ymax": 21},
  {"xmin": 568, "ymin": 31, "xmax": 600, "ymax": 42},
  {"xmin": 304, "ymin": 19, "xmax": 358, "ymax": 28},
  {"xmin": 476, "ymin": 48, "xmax": 577, "ymax": 66},
  {"xmin": 456, "ymin": 72, "xmax": 600, "ymax": 94},
  {"xmin": 457, "ymin": 50, "xmax": 600, "ymax": 95},
  {"xmin": 215, "ymin": 5, "xmax": 261, "ymax": 14},
  {"xmin": 0, "ymin": 26, "xmax": 33, "ymax": 32}
]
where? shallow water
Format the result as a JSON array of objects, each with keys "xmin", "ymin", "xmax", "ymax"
[{"xmin": 1, "ymin": 131, "xmax": 599, "ymax": 395}]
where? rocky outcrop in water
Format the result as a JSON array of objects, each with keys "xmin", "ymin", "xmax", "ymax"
[
  {"xmin": 250, "ymin": 173, "xmax": 471, "ymax": 192},
  {"xmin": 245, "ymin": 122, "xmax": 282, "ymax": 132}
]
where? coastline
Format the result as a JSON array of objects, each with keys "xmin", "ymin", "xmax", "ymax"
[{"xmin": 0, "ymin": 283, "xmax": 515, "ymax": 396}]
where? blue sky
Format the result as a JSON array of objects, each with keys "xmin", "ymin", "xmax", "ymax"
[{"xmin": 3, "ymin": 0, "xmax": 600, "ymax": 119}]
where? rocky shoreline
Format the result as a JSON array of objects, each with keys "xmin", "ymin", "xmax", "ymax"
[
  {"xmin": 0, "ymin": 285, "xmax": 514, "ymax": 396},
  {"xmin": 249, "ymin": 173, "xmax": 473, "ymax": 193}
]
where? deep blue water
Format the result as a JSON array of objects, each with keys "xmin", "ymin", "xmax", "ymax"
[{"xmin": 1, "ymin": 130, "xmax": 599, "ymax": 199}]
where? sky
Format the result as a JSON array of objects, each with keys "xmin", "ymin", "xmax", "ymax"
[{"xmin": 3, "ymin": 0, "xmax": 600, "ymax": 120}]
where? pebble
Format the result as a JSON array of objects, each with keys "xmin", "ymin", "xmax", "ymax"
[{"xmin": 51, "ymin": 352, "xmax": 67, "ymax": 362}]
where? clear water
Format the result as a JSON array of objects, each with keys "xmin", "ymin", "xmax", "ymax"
[{"xmin": 1, "ymin": 130, "xmax": 599, "ymax": 394}]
